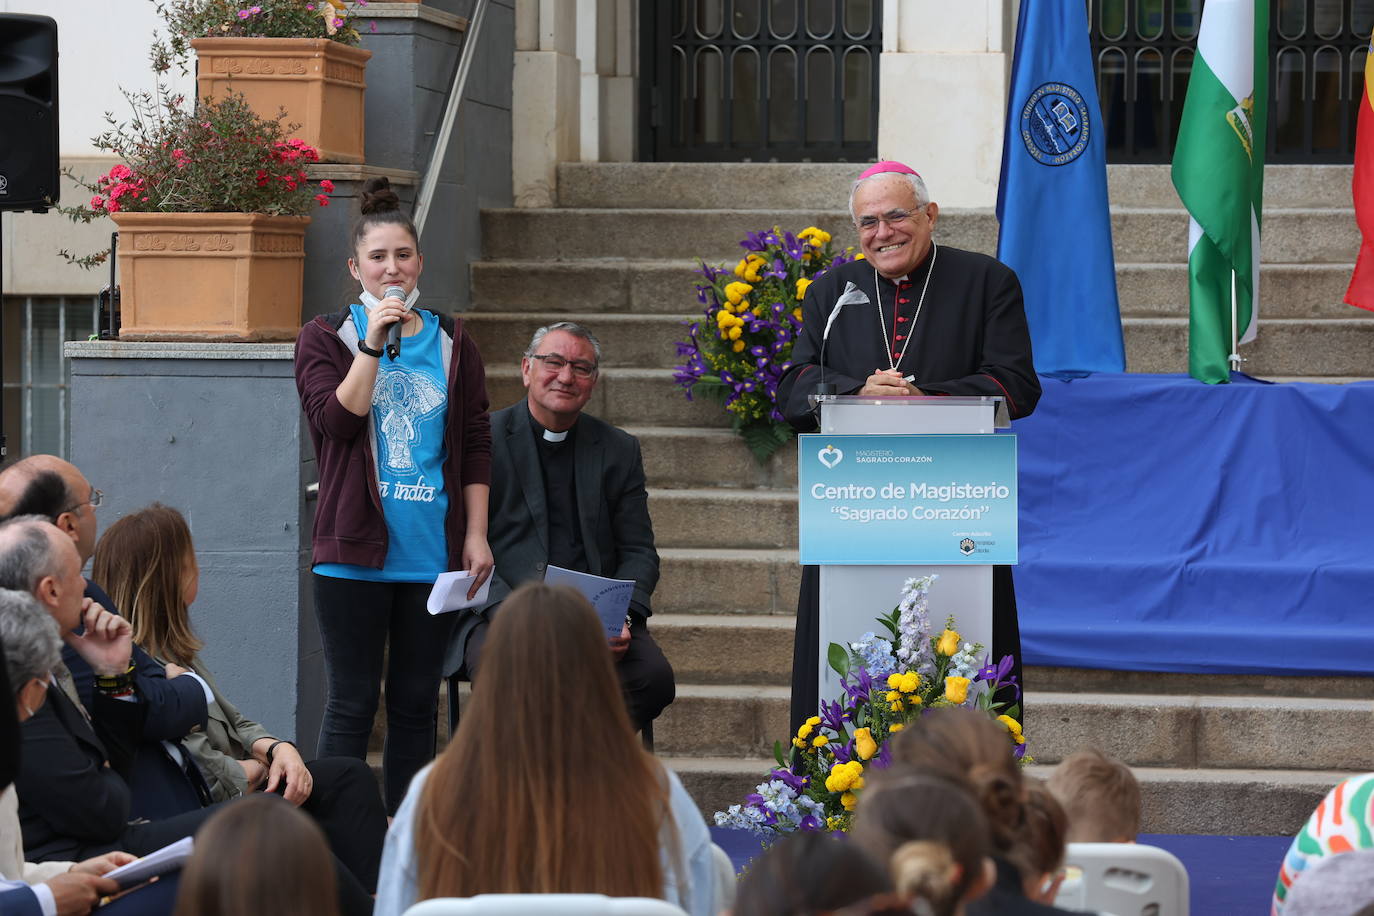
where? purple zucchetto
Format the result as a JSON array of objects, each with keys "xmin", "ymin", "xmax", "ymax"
[{"xmin": 857, "ymin": 160, "xmax": 921, "ymax": 180}]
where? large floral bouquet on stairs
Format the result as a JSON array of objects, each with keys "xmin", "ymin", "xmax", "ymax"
[
  {"xmin": 673, "ymin": 227, "xmax": 858, "ymax": 464},
  {"xmin": 714, "ymin": 575, "xmax": 1027, "ymax": 837}
]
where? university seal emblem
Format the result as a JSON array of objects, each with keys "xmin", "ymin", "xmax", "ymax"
[{"xmin": 1019, "ymin": 82, "xmax": 1091, "ymax": 166}]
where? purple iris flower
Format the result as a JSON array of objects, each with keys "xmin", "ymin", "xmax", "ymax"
[
  {"xmin": 770, "ymin": 768, "xmax": 806, "ymax": 792},
  {"xmin": 782, "ymin": 232, "xmax": 805, "ymax": 260},
  {"xmin": 798, "ymin": 815, "xmax": 823, "ymax": 832},
  {"xmin": 770, "ymin": 408, "xmax": 785, "ymax": 423},
  {"xmin": 976, "ymin": 654, "xmax": 1022, "ymax": 701},
  {"xmin": 740, "ymin": 231, "xmax": 770, "ymax": 252},
  {"xmin": 1012, "ymin": 742, "xmax": 1027, "ymax": 761},
  {"xmin": 720, "ymin": 371, "xmax": 736, "ymax": 385},
  {"xmin": 745, "ymin": 792, "xmax": 766, "ymax": 807},
  {"xmin": 874, "ymin": 742, "xmax": 893, "ymax": 769},
  {"xmin": 817, "ymin": 698, "xmax": 846, "ymax": 735},
  {"xmin": 764, "ymin": 258, "xmax": 788, "ymax": 279},
  {"xmin": 831, "ymin": 741, "xmax": 852, "ymax": 764}
]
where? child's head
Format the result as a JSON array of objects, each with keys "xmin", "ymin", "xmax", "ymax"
[
  {"xmin": 851, "ymin": 766, "xmax": 995, "ymax": 916},
  {"xmin": 1013, "ymin": 779, "xmax": 1069, "ymax": 902},
  {"xmin": 1046, "ymin": 748, "xmax": 1141, "ymax": 843},
  {"xmin": 732, "ymin": 830, "xmax": 892, "ymax": 916}
]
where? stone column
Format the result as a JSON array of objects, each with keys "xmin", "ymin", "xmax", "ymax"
[
  {"xmin": 878, "ymin": 0, "xmax": 1013, "ymax": 207},
  {"xmin": 513, "ymin": 0, "xmax": 581, "ymax": 206}
]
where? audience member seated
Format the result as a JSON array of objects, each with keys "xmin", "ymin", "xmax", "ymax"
[
  {"xmin": 91, "ymin": 504, "xmax": 388, "ymax": 892},
  {"xmin": 173, "ymin": 794, "xmax": 340, "ymax": 916},
  {"xmin": 0, "ymin": 515, "xmax": 376, "ymax": 916},
  {"xmin": 1280, "ymin": 848, "xmax": 1374, "ymax": 916},
  {"xmin": 1014, "ymin": 780, "xmax": 1069, "ymax": 905},
  {"xmin": 850, "ymin": 765, "xmax": 995, "ymax": 916},
  {"xmin": 891, "ymin": 708, "xmax": 1079, "ymax": 916},
  {"xmin": 1045, "ymin": 748, "xmax": 1141, "ymax": 844},
  {"xmin": 731, "ymin": 831, "xmax": 895, "ymax": 916},
  {"xmin": 0, "ymin": 457, "xmax": 211, "ymax": 820},
  {"xmin": 1274, "ymin": 772, "xmax": 1374, "ymax": 915},
  {"xmin": 375, "ymin": 583, "xmax": 716, "ymax": 916},
  {"xmin": 0, "ymin": 587, "xmax": 181, "ymax": 916}
]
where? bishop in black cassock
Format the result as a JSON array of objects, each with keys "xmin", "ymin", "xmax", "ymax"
[{"xmin": 777, "ymin": 162, "xmax": 1041, "ymax": 732}]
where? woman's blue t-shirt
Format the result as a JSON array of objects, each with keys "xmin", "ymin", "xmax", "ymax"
[{"xmin": 315, "ymin": 305, "xmax": 450, "ymax": 583}]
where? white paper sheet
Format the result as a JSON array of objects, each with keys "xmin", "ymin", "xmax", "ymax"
[
  {"xmin": 543, "ymin": 565, "xmax": 635, "ymax": 637},
  {"xmin": 104, "ymin": 836, "xmax": 193, "ymax": 889},
  {"xmin": 426, "ymin": 570, "xmax": 492, "ymax": 615}
]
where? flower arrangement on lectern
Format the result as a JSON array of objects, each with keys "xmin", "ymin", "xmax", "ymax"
[
  {"xmin": 673, "ymin": 226, "xmax": 859, "ymax": 464},
  {"xmin": 713, "ymin": 576, "xmax": 1027, "ymax": 838},
  {"xmin": 57, "ymin": 73, "xmax": 332, "ymax": 340}
]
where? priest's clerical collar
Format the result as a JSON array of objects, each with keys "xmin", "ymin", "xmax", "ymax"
[{"xmin": 526, "ymin": 404, "xmax": 576, "ymax": 443}]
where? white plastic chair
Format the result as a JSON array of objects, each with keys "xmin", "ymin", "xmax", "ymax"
[
  {"xmin": 403, "ymin": 895, "xmax": 690, "ymax": 916},
  {"xmin": 1053, "ymin": 842, "xmax": 1190, "ymax": 916}
]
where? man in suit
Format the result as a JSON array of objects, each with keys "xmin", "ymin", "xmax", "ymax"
[
  {"xmin": 0, "ymin": 457, "xmax": 210, "ymax": 819},
  {"xmin": 452, "ymin": 322, "xmax": 675, "ymax": 731}
]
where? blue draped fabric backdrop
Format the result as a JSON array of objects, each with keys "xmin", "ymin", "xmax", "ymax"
[{"xmin": 1014, "ymin": 373, "xmax": 1374, "ymax": 675}]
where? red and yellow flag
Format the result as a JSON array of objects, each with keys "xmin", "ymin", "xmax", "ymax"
[{"xmin": 1345, "ymin": 33, "xmax": 1374, "ymax": 311}]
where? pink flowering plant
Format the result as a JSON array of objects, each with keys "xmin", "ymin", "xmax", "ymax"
[
  {"xmin": 673, "ymin": 226, "xmax": 858, "ymax": 464},
  {"xmin": 713, "ymin": 576, "xmax": 1027, "ymax": 838},
  {"xmin": 154, "ymin": 0, "xmax": 367, "ymax": 71},
  {"xmin": 58, "ymin": 84, "xmax": 333, "ymax": 267}
]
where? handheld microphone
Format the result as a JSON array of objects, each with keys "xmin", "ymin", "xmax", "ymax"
[{"xmin": 383, "ymin": 285, "xmax": 407, "ymax": 360}]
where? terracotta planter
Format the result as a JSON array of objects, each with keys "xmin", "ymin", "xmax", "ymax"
[
  {"xmin": 191, "ymin": 37, "xmax": 371, "ymax": 164},
  {"xmin": 111, "ymin": 212, "xmax": 309, "ymax": 341}
]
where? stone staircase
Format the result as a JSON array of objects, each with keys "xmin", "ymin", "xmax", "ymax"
[{"xmin": 447, "ymin": 162, "xmax": 1373, "ymax": 836}]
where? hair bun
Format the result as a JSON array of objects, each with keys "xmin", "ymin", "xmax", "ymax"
[{"xmin": 360, "ymin": 176, "xmax": 401, "ymax": 215}]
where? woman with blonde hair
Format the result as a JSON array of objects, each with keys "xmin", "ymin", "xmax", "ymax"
[
  {"xmin": 375, "ymin": 583, "xmax": 716, "ymax": 915},
  {"xmin": 91, "ymin": 504, "xmax": 386, "ymax": 903}
]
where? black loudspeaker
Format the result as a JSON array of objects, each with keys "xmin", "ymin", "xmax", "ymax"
[{"xmin": 0, "ymin": 14, "xmax": 58, "ymax": 212}]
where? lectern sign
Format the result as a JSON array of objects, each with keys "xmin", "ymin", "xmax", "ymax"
[{"xmin": 798, "ymin": 434, "xmax": 1018, "ymax": 565}]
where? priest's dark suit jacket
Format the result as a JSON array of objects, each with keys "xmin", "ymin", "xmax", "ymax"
[
  {"xmin": 446, "ymin": 402, "xmax": 673, "ymax": 729},
  {"xmin": 450, "ymin": 402, "xmax": 659, "ymax": 663}
]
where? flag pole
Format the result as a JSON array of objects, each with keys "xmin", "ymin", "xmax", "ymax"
[{"xmin": 1229, "ymin": 269, "xmax": 1241, "ymax": 374}]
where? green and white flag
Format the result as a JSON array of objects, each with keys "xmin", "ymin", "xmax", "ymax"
[{"xmin": 1171, "ymin": 0, "xmax": 1269, "ymax": 384}]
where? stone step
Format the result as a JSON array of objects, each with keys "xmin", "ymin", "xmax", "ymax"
[
  {"xmin": 664, "ymin": 755, "xmax": 1353, "ymax": 836},
  {"xmin": 481, "ymin": 206, "xmax": 1358, "ymax": 266},
  {"xmin": 653, "ymin": 684, "xmax": 791, "ymax": 758},
  {"xmin": 556, "ymin": 162, "xmax": 1353, "ymax": 211},
  {"xmin": 470, "ymin": 259, "xmax": 705, "ymax": 314},
  {"xmin": 651, "ymin": 683, "xmax": 1373, "ymax": 771},
  {"xmin": 655, "ymin": 553, "xmax": 801, "ymax": 617},
  {"xmin": 633, "ymin": 427, "xmax": 797, "ymax": 492},
  {"xmin": 1116, "ymin": 263, "xmax": 1367, "ymax": 319},
  {"xmin": 472, "ymin": 260, "xmax": 1370, "ymax": 322},
  {"xmin": 649, "ymin": 488, "xmax": 795, "ymax": 549},
  {"xmin": 1124, "ymin": 317, "xmax": 1374, "ymax": 378},
  {"xmin": 472, "ymin": 311, "xmax": 1374, "ymax": 380},
  {"xmin": 652, "ymin": 613, "xmax": 796, "ymax": 684},
  {"xmin": 483, "ymin": 367, "xmax": 731, "ymax": 428}
]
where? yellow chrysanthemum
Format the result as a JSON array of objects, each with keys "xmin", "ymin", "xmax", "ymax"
[
  {"xmin": 812, "ymin": 735, "xmax": 829, "ymax": 748},
  {"xmin": 889, "ymin": 723, "xmax": 905, "ymax": 733},
  {"xmin": 897, "ymin": 672, "xmax": 920, "ymax": 694},
  {"xmin": 841, "ymin": 791, "xmax": 858, "ymax": 811},
  {"xmin": 728, "ymin": 326, "xmax": 743, "ymax": 340},
  {"xmin": 824, "ymin": 760, "xmax": 865, "ymax": 793},
  {"xmin": 890, "ymin": 700, "xmax": 903, "ymax": 712},
  {"xmin": 724, "ymin": 281, "xmax": 753, "ymax": 305},
  {"xmin": 795, "ymin": 277, "xmax": 813, "ymax": 301},
  {"xmin": 792, "ymin": 737, "xmax": 806, "ymax": 749},
  {"xmin": 792, "ymin": 307, "xmax": 803, "ymax": 321},
  {"xmin": 886, "ymin": 673, "xmax": 903, "ymax": 689},
  {"xmin": 798, "ymin": 226, "xmax": 832, "ymax": 246},
  {"xmin": 806, "ymin": 716, "xmax": 821, "ymax": 727},
  {"xmin": 886, "ymin": 690, "xmax": 902, "ymax": 703},
  {"xmin": 732, "ymin": 340, "xmax": 746, "ymax": 352},
  {"xmin": 797, "ymin": 722, "xmax": 813, "ymax": 740},
  {"xmin": 944, "ymin": 676, "xmax": 970, "ymax": 705},
  {"xmin": 907, "ymin": 694, "xmax": 923, "ymax": 707},
  {"xmin": 854, "ymin": 252, "xmax": 866, "ymax": 260},
  {"xmin": 937, "ymin": 629, "xmax": 961, "ymax": 657},
  {"xmin": 854, "ymin": 727, "xmax": 877, "ymax": 761},
  {"xmin": 997, "ymin": 715, "xmax": 1026, "ymax": 744}
]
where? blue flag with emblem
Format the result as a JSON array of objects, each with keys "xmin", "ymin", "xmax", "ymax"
[{"xmin": 996, "ymin": 0, "xmax": 1125, "ymax": 374}]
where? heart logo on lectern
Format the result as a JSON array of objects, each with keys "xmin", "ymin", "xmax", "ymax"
[{"xmin": 818, "ymin": 445, "xmax": 843, "ymax": 469}]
